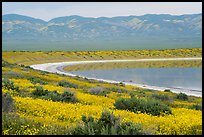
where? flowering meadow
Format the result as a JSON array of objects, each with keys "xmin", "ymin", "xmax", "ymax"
[{"xmin": 2, "ymin": 48, "xmax": 202, "ymax": 135}]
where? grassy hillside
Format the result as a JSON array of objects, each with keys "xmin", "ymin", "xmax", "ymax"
[
  {"xmin": 2, "ymin": 48, "xmax": 202, "ymax": 65},
  {"xmin": 63, "ymin": 60, "xmax": 202, "ymax": 71},
  {"xmin": 2, "ymin": 48, "xmax": 202, "ymax": 135}
]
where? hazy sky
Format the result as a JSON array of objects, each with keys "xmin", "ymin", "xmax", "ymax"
[{"xmin": 2, "ymin": 2, "xmax": 202, "ymax": 21}]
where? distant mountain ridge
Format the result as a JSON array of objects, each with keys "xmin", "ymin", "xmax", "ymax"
[{"xmin": 2, "ymin": 13, "xmax": 202, "ymax": 51}]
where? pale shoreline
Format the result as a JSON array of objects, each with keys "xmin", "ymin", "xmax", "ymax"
[{"xmin": 30, "ymin": 57, "xmax": 202, "ymax": 97}]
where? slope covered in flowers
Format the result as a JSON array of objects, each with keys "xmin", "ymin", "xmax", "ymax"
[{"xmin": 2, "ymin": 48, "xmax": 202, "ymax": 135}]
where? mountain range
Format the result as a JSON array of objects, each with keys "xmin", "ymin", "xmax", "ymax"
[{"xmin": 2, "ymin": 13, "xmax": 202, "ymax": 51}]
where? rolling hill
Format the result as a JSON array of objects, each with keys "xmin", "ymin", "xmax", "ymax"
[{"xmin": 2, "ymin": 13, "xmax": 202, "ymax": 51}]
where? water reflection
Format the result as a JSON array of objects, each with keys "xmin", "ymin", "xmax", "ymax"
[
  {"xmin": 64, "ymin": 60, "xmax": 202, "ymax": 71},
  {"xmin": 65, "ymin": 60, "xmax": 202, "ymax": 91}
]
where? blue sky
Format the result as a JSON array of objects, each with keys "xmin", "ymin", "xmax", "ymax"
[{"xmin": 2, "ymin": 2, "xmax": 202, "ymax": 21}]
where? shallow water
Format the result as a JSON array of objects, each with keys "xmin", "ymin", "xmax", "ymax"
[{"xmin": 69, "ymin": 67, "xmax": 202, "ymax": 92}]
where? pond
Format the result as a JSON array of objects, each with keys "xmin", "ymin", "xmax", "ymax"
[
  {"xmin": 69, "ymin": 67, "xmax": 202, "ymax": 92},
  {"xmin": 30, "ymin": 59, "xmax": 202, "ymax": 96},
  {"xmin": 65, "ymin": 60, "xmax": 202, "ymax": 96}
]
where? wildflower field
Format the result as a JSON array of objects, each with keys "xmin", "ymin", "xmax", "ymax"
[{"xmin": 2, "ymin": 48, "xmax": 202, "ymax": 135}]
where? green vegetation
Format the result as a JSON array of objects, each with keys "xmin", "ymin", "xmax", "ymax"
[
  {"xmin": 188, "ymin": 104, "xmax": 202, "ymax": 111},
  {"xmin": 32, "ymin": 86, "xmax": 49, "ymax": 97},
  {"xmin": 2, "ymin": 48, "xmax": 202, "ymax": 135},
  {"xmin": 41, "ymin": 91, "xmax": 61, "ymax": 102},
  {"xmin": 2, "ymin": 93, "xmax": 16, "ymax": 112},
  {"xmin": 107, "ymin": 87, "xmax": 128, "ymax": 93},
  {"xmin": 72, "ymin": 111, "xmax": 145, "ymax": 135},
  {"xmin": 152, "ymin": 93, "xmax": 172, "ymax": 101},
  {"xmin": 60, "ymin": 90, "xmax": 78, "ymax": 103},
  {"xmin": 2, "ymin": 78, "xmax": 19, "ymax": 92},
  {"xmin": 114, "ymin": 97, "xmax": 172, "ymax": 116},
  {"xmin": 28, "ymin": 76, "xmax": 47, "ymax": 85},
  {"xmin": 58, "ymin": 80, "xmax": 78, "ymax": 88},
  {"xmin": 176, "ymin": 93, "xmax": 188, "ymax": 101},
  {"xmin": 164, "ymin": 89, "xmax": 172, "ymax": 92},
  {"xmin": 2, "ymin": 110, "xmax": 146, "ymax": 135},
  {"xmin": 88, "ymin": 86, "xmax": 110, "ymax": 96},
  {"xmin": 32, "ymin": 86, "xmax": 78, "ymax": 103}
]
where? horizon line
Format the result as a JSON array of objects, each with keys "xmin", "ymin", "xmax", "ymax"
[{"xmin": 2, "ymin": 12, "xmax": 202, "ymax": 22}]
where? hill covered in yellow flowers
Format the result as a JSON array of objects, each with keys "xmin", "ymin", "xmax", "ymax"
[{"xmin": 2, "ymin": 48, "xmax": 202, "ymax": 135}]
